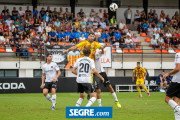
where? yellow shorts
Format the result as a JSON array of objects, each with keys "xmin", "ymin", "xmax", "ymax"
[{"xmin": 136, "ymin": 79, "xmax": 144, "ymax": 85}]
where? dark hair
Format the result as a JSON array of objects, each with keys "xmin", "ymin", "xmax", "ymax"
[
  {"xmin": 46, "ymin": 53, "xmax": 52, "ymax": 57},
  {"xmin": 83, "ymin": 47, "xmax": 91, "ymax": 56},
  {"xmin": 89, "ymin": 33, "xmax": 95, "ymax": 36},
  {"xmin": 137, "ymin": 62, "xmax": 140, "ymax": 64}
]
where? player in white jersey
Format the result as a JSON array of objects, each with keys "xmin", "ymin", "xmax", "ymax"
[
  {"xmin": 164, "ymin": 53, "xmax": 180, "ymax": 120},
  {"xmin": 72, "ymin": 47, "xmax": 104, "ymax": 107},
  {"xmin": 40, "ymin": 53, "xmax": 61, "ymax": 110},
  {"xmin": 93, "ymin": 49, "xmax": 121, "ymax": 108}
]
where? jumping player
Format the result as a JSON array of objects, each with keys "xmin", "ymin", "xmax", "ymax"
[
  {"xmin": 40, "ymin": 53, "xmax": 61, "ymax": 110},
  {"xmin": 132, "ymin": 62, "xmax": 150, "ymax": 97},
  {"xmin": 92, "ymin": 48, "xmax": 121, "ymax": 108},
  {"xmin": 164, "ymin": 53, "xmax": 180, "ymax": 120},
  {"xmin": 72, "ymin": 47, "xmax": 104, "ymax": 107}
]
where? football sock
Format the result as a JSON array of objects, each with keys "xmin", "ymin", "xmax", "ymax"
[
  {"xmin": 137, "ymin": 87, "xmax": 142, "ymax": 95},
  {"xmin": 45, "ymin": 94, "xmax": 52, "ymax": 103},
  {"xmin": 111, "ymin": 92, "xmax": 118, "ymax": 102},
  {"xmin": 174, "ymin": 109, "xmax": 180, "ymax": 120},
  {"xmin": 168, "ymin": 100, "xmax": 180, "ymax": 112},
  {"xmin": 76, "ymin": 98, "xmax": 83, "ymax": 107},
  {"xmin": 97, "ymin": 99, "xmax": 102, "ymax": 107},
  {"xmin": 86, "ymin": 97, "xmax": 96, "ymax": 107},
  {"xmin": 142, "ymin": 86, "xmax": 149, "ymax": 93},
  {"xmin": 52, "ymin": 94, "xmax": 56, "ymax": 107}
]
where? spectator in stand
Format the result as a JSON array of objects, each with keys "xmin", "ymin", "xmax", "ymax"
[
  {"xmin": 151, "ymin": 35, "xmax": 158, "ymax": 49},
  {"xmin": 81, "ymin": 29, "xmax": 88, "ymax": 39},
  {"xmin": 110, "ymin": 15, "xmax": 117, "ymax": 27},
  {"xmin": 166, "ymin": 15, "xmax": 171, "ymax": 26},
  {"xmin": 54, "ymin": 18, "xmax": 60, "ymax": 32},
  {"xmin": 94, "ymin": 13, "xmax": 101, "ymax": 23},
  {"xmin": 163, "ymin": 24, "xmax": 168, "ymax": 33},
  {"xmin": 166, "ymin": 30, "xmax": 172, "ymax": 39},
  {"xmin": 127, "ymin": 29, "xmax": 133, "ymax": 38},
  {"xmin": 33, "ymin": 18, "xmax": 40, "ymax": 29},
  {"xmin": 92, "ymin": 19, "xmax": 98, "ymax": 29},
  {"xmin": 80, "ymin": 18, "xmax": 86, "ymax": 29},
  {"xmin": 43, "ymin": 12, "xmax": 50, "ymax": 22},
  {"xmin": 16, "ymin": 40, "xmax": 23, "ymax": 56},
  {"xmin": 39, "ymin": 7, "xmax": 46, "ymax": 20},
  {"xmin": 158, "ymin": 20, "xmax": 163, "ymax": 29},
  {"xmin": 153, "ymin": 15, "xmax": 158, "ymax": 24},
  {"xmin": 79, "ymin": 34, "xmax": 86, "ymax": 42},
  {"xmin": 119, "ymin": 20, "xmax": 125, "ymax": 30},
  {"xmin": 175, "ymin": 30, "xmax": 180, "ymax": 39},
  {"xmin": 57, "ymin": 30, "xmax": 65, "ymax": 42},
  {"xmin": 65, "ymin": 8, "xmax": 71, "ymax": 17},
  {"xmin": 24, "ymin": 23, "xmax": 29, "ymax": 32},
  {"xmin": 132, "ymin": 34, "xmax": 141, "ymax": 48},
  {"xmin": 148, "ymin": 9, "xmax": 153, "ymax": 18},
  {"xmin": 3, "ymin": 22, "xmax": 9, "ymax": 36},
  {"xmin": 37, "ymin": 23, "xmax": 43, "ymax": 34},
  {"xmin": 103, "ymin": 9, "xmax": 109, "ymax": 25},
  {"xmin": 134, "ymin": 10, "xmax": 141, "ymax": 22},
  {"xmin": 160, "ymin": 10, "xmax": 166, "ymax": 19},
  {"xmin": 87, "ymin": 19, "xmax": 93, "ymax": 29},
  {"xmin": 168, "ymin": 24, "xmax": 174, "ymax": 34},
  {"xmin": 161, "ymin": 16, "xmax": 166, "ymax": 24},
  {"xmin": 74, "ymin": 19, "xmax": 80, "ymax": 29},
  {"xmin": 69, "ymin": 29, "xmax": 75, "ymax": 42},
  {"xmin": 174, "ymin": 11, "xmax": 179, "ymax": 20},
  {"xmin": 95, "ymin": 29, "xmax": 101, "ymax": 41},
  {"xmin": 140, "ymin": 11, "xmax": 147, "ymax": 22},
  {"xmin": 137, "ymin": 22, "xmax": 143, "ymax": 34},
  {"xmin": 114, "ymin": 29, "xmax": 121, "ymax": 41},
  {"xmin": 89, "ymin": 14, "xmax": 94, "ymax": 22},
  {"xmin": 21, "ymin": 38, "xmax": 29, "ymax": 58},
  {"xmin": 148, "ymin": 14, "xmax": 153, "ymax": 23},
  {"xmin": 14, "ymin": 18, "xmax": 20, "ymax": 28},
  {"xmin": 45, "ymin": 23, "xmax": 51, "ymax": 35},
  {"xmin": 171, "ymin": 16, "xmax": 177, "ymax": 23},
  {"xmin": 64, "ymin": 29, "xmax": 70, "ymax": 42},
  {"xmin": 158, "ymin": 35, "xmax": 165, "ymax": 48},
  {"xmin": 112, "ymin": 35, "xmax": 118, "ymax": 46},
  {"xmin": 46, "ymin": 6, "xmax": 53, "ymax": 17},
  {"xmin": 64, "ymin": 23, "xmax": 70, "ymax": 32},
  {"xmin": 119, "ymin": 36, "xmax": 126, "ymax": 48},
  {"xmin": 152, "ymin": 10, "xmax": 158, "ymax": 18},
  {"xmin": 147, "ymin": 25, "xmax": 154, "ymax": 38},
  {"xmin": 63, "ymin": 13, "xmax": 69, "ymax": 23},
  {"xmin": 41, "ymin": 19, "xmax": 46, "ymax": 29},
  {"xmin": 18, "ymin": 7, "xmax": 25, "ymax": 17},
  {"xmin": 53, "ymin": 8, "xmax": 58, "ymax": 19},
  {"xmin": 82, "ymin": 14, "xmax": 88, "ymax": 22},
  {"xmin": 160, "ymin": 29, "xmax": 167, "ymax": 43},
  {"xmin": 71, "ymin": 23, "xmax": 76, "ymax": 32},
  {"xmin": 121, "ymin": 29, "xmax": 127, "ymax": 38},
  {"xmin": 9, "ymin": 23, "xmax": 15, "ymax": 32},
  {"xmin": 12, "ymin": 7, "xmax": 19, "ymax": 21},
  {"xmin": 90, "ymin": 8, "xmax": 96, "ymax": 17},
  {"xmin": 75, "ymin": 29, "xmax": 81, "ymax": 42},
  {"xmin": 2, "ymin": 12, "xmax": 10, "ymax": 22},
  {"xmin": 37, "ymin": 40, "xmax": 44, "ymax": 56},
  {"xmin": 153, "ymin": 30, "xmax": 160, "ymax": 40},
  {"xmin": 18, "ymin": 22, "xmax": 24, "ymax": 35},
  {"xmin": 75, "ymin": 13, "xmax": 82, "ymax": 21},
  {"xmin": 99, "ymin": 18, "xmax": 106, "ymax": 30},
  {"xmin": 58, "ymin": 7, "xmax": 65, "ymax": 20},
  {"xmin": 102, "ymin": 30, "xmax": 110, "ymax": 42},
  {"xmin": 124, "ymin": 6, "xmax": 132, "ymax": 29},
  {"xmin": 33, "ymin": 7, "xmax": 38, "ymax": 19},
  {"xmin": 5, "ymin": 17, "xmax": 12, "ymax": 27},
  {"xmin": 69, "ymin": 13, "xmax": 75, "ymax": 22},
  {"xmin": 125, "ymin": 35, "xmax": 133, "ymax": 49},
  {"xmin": 154, "ymin": 24, "xmax": 161, "ymax": 33},
  {"xmin": 25, "ymin": 6, "xmax": 32, "ymax": 19},
  {"xmin": 142, "ymin": 20, "xmax": 149, "ymax": 32},
  {"xmin": 156, "ymin": 72, "xmax": 167, "ymax": 92},
  {"xmin": 20, "ymin": 16, "xmax": 26, "ymax": 27},
  {"xmin": 1, "ymin": 6, "xmax": 9, "ymax": 16},
  {"xmin": 98, "ymin": 9, "xmax": 103, "ymax": 19},
  {"xmin": 78, "ymin": 9, "xmax": 84, "ymax": 18},
  {"xmin": 171, "ymin": 34, "xmax": 178, "ymax": 48},
  {"xmin": 49, "ymin": 29, "xmax": 57, "ymax": 44},
  {"xmin": 26, "ymin": 18, "xmax": 33, "ymax": 29},
  {"xmin": 166, "ymin": 38, "xmax": 171, "ymax": 48}
]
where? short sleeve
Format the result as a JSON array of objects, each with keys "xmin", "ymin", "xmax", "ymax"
[
  {"xmin": 76, "ymin": 41, "xmax": 84, "ymax": 48},
  {"xmin": 74, "ymin": 60, "xmax": 78, "ymax": 68},
  {"xmin": 54, "ymin": 63, "xmax": 59, "ymax": 71},
  {"xmin": 90, "ymin": 60, "xmax": 95, "ymax": 70},
  {"xmin": 42, "ymin": 66, "xmax": 45, "ymax": 73}
]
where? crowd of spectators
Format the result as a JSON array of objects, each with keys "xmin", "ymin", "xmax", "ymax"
[{"xmin": 1, "ymin": 5, "xmax": 180, "ymax": 57}]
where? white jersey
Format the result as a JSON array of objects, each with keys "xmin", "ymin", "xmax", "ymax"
[
  {"xmin": 74, "ymin": 56, "xmax": 95, "ymax": 83},
  {"xmin": 95, "ymin": 49, "xmax": 105, "ymax": 73},
  {"xmin": 172, "ymin": 53, "xmax": 180, "ymax": 83},
  {"xmin": 42, "ymin": 62, "xmax": 60, "ymax": 82}
]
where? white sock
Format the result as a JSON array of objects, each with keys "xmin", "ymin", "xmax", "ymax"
[
  {"xmin": 174, "ymin": 109, "xmax": 180, "ymax": 120},
  {"xmin": 97, "ymin": 99, "xmax": 102, "ymax": 107},
  {"xmin": 86, "ymin": 97, "xmax": 96, "ymax": 107},
  {"xmin": 52, "ymin": 94, "xmax": 56, "ymax": 107},
  {"xmin": 45, "ymin": 94, "xmax": 52, "ymax": 103},
  {"xmin": 168, "ymin": 100, "xmax": 180, "ymax": 112},
  {"xmin": 76, "ymin": 98, "xmax": 83, "ymax": 107},
  {"xmin": 111, "ymin": 92, "xmax": 118, "ymax": 102}
]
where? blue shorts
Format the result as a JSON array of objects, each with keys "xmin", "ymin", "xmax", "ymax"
[{"xmin": 156, "ymin": 81, "xmax": 171, "ymax": 85}]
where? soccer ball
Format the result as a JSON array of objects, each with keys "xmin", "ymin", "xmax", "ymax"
[{"xmin": 109, "ymin": 3, "xmax": 118, "ymax": 12}]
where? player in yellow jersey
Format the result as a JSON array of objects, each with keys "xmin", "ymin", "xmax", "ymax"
[{"xmin": 132, "ymin": 62, "xmax": 150, "ymax": 97}]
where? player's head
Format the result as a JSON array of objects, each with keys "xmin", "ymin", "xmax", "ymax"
[
  {"xmin": 137, "ymin": 62, "xmax": 140, "ymax": 68},
  {"xmin": 46, "ymin": 53, "xmax": 52, "ymax": 62},
  {"xmin": 162, "ymin": 72, "xmax": 164, "ymax": 75},
  {"xmin": 88, "ymin": 33, "xmax": 95, "ymax": 42},
  {"xmin": 83, "ymin": 47, "xmax": 91, "ymax": 56}
]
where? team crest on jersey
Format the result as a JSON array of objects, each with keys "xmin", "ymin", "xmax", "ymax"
[
  {"xmin": 67, "ymin": 49, "xmax": 81, "ymax": 67},
  {"xmin": 51, "ymin": 66, "xmax": 53, "ymax": 68}
]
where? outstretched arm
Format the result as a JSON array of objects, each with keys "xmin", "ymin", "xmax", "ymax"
[{"xmin": 63, "ymin": 45, "xmax": 78, "ymax": 53}]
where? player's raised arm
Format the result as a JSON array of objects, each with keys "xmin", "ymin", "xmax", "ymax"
[
  {"xmin": 100, "ymin": 43, "xmax": 107, "ymax": 50},
  {"xmin": 92, "ymin": 68, "xmax": 104, "ymax": 83},
  {"xmin": 63, "ymin": 45, "xmax": 78, "ymax": 53}
]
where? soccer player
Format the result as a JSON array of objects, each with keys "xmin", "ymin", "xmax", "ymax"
[
  {"xmin": 164, "ymin": 53, "xmax": 180, "ymax": 120},
  {"xmin": 93, "ymin": 49, "xmax": 121, "ymax": 108},
  {"xmin": 132, "ymin": 62, "xmax": 150, "ymax": 97},
  {"xmin": 40, "ymin": 53, "xmax": 61, "ymax": 110},
  {"xmin": 72, "ymin": 47, "xmax": 104, "ymax": 107}
]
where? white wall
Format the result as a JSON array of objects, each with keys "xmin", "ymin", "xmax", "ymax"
[
  {"xmin": 37, "ymin": 6, "xmax": 71, "ymax": 13},
  {"xmin": 0, "ymin": 5, "xmax": 33, "ymax": 16},
  {"xmin": 148, "ymin": 0, "xmax": 178, "ymax": 7},
  {"xmin": 75, "ymin": 7, "xmax": 108, "ymax": 17}
]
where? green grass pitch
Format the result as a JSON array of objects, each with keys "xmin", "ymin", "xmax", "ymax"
[{"xmin": 0, "ymin": 92, "xmax": 176, "ymax": 120}]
